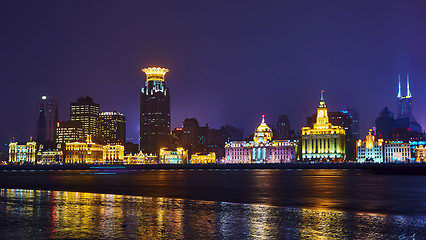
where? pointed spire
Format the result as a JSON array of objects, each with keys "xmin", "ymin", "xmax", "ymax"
[
  {"xmin": 397, "ymin": 75, "xmax": 402, "ymax": 98},
  {"xmin": 261, "ymin": 115, "xmax": 265, "ymax": 124},
  {"xmin": 406, "ymin": 74, "xmax": 412, "ymax": 98},
  {"xmin": 321, "ymin": 90, "xmax": 324, "ymax": 100}
]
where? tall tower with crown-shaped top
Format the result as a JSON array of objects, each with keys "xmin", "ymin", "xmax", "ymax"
[{"xmin": 140, "ymin": 67, "xmax": 171, "ymax": 155}]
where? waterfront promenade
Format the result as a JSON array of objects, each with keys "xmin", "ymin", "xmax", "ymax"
[{"xmin": 0, "ymin": 162, "xmax": 425, "ymax": 174}]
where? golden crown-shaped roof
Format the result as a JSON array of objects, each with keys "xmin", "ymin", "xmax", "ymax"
[{"xmin": 142, "ymin": 67, "xmax": 169, "ymax": 81}]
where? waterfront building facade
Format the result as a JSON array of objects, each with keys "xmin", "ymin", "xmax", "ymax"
[
  {"xmin": 225, "ymin": 116, "xmax": 297, "ymax": 163},
  {"xmin": 159, "ymin": 147, "xmax": 188, "ymax": 164},
  {"xmin": 414, "ymin": 145, "xmax": 426, "ymax": 163},
  {"xmin": 70, "ymin": 96, "xmax": 100, "ymax": 141},
  {"xmin": 301, "ymin": 91, "xmax": 346, "ymax": 162},
  {"xmin": 56, "ymin": 120, "xmax": 85, "ymax": 144},
  {"xmin": 37, "ymin": 149, "xmax": 63, "ymax": 164},
  {"xmin": 409, "ymin": 141, "xmax": 426, "ymax": 162},
  {"xmin": 384, "ymin": 142, "xmax": 411, "ymax": 162},
  {"xmin": 102, "ymin": 144, "xmax": 125, "ymax": 164},
  {"xmin": 140, "ymin": 67, "xmax": 171, "ymax": 155},
  {"xmin": 64, "ymin": 136, "xmax": 103, "ymax": 164},
  {"xmin": 36, "ymin": 96, "xmax": 59, "ymax": 144},
  {"xmin": 191, "ymin": 152, "xmax": 216, "ymax": 164},
  {"xmin": 123, "ymin": 152, "xmax": 156, "ymax": 164},
  {"xmin": 356, "ymin": 129, "xmax": 384, "ymax": 163},
  {"xmin": 99, "ymin": 111, "xmax": 126, "ymax": 144},
  {"xmin": 9, "ymin": 141, "xmax": 39, "ymax": 164}
]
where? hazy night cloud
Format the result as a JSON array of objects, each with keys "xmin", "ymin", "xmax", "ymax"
[{"xmin": 1, "ymin": 0, "xmax": 425, "ymax": 148}]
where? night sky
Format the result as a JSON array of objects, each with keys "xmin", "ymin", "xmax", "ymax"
[{"xmin": 1, "ymin": 1, "xmax": 426, "ymax": 148}]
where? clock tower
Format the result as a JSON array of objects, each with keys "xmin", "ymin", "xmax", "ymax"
[
  {"xmin": 301, "ymin": 90, "xmax": 346, "ymax": 162},
  {"xmin": 315, "ymin": 90, "xmax": 329, "ymax": 126}
]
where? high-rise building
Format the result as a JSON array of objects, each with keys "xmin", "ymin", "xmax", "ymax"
[
  {"xmin": 56, "ymin": 120, "xmax": 85, "ymax": 144},
  {"xmin": 220, "ymin": 124, "xmax": 244, "ymax": 142},
  {"xmin": 301, "ymin": 91, "xmax": 346, "ymax": 162},
  {"xmin": 375, "ymin": 107, "xmax": 395, "ymax": 140},
  {"xmin": 70, "ymin": 96, "xmax": 100, "ymax": 140},
  {"xmin": 396, "ymin": 74, "xmax": 422, "ymax": 133},
  {"xmin": 99, "ymin": 111, "xmax": 126, "ymax": 144},
  {"xmin": 36, "ymin": 96, "xmax": 59, "ymax": 143},
  {"xmin": 140, "ymin": 67, "xmax": 171, "ymax": 155},
  {"xmin": 276, "ymin": 115, "xmax": 290, "ymax": 140}
]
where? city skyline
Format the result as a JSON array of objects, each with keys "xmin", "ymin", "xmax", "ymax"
[{"xmin": 1, "ymin": 1, "xmax": 426, "ymax": 148}]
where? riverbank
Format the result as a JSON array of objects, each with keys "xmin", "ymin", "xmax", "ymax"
[{"xmin": 1, "ymin": 162, "xmax": 425, "ymax": 174}]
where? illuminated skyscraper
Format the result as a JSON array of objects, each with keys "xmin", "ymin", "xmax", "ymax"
[
  {"xmin": 140, "ymin": 67, "xmax": 171, "ymax": 155},
  {"xmin": 99, "ymin": 111, "xmax": 126, "ymax": 144},
  {"xmin": 70, "ymin": 96, "xmax": 100, "ymax": 140},
  {"xmin": 301, "ymin": 91, "xmax": 346, "ymax": 162},
  {"xmin": 396, "ymin": 74, "xmax": 422, "ymax": 133},
  {"xmin": 36, "ymin": 95, "xmax": 59, "ymax": 143}
]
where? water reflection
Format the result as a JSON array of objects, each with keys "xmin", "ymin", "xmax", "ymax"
[{"xmin": 0, "ymin": 189, "xmax": 425, "ymax": 239}]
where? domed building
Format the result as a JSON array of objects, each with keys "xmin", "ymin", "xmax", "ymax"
[{"xmin": 225, "ymin": 115, "xmax": 297, "ymax": 163}]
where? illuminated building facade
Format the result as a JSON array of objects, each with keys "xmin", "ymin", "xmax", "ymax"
[
  {"xmin": 56, "ymin": 120, "xmax": 85, "ymax": 144},
  {"xmin": 9, "ymin": 141, "xmax": 39, "ymax": 164},
  {"xmin": 356, "ymin": 129, "xmax": 384, "ymax": 163},
  {"xmin": 307, "ymin": 109, "xmax": 358, "ymax": 160},
  {"xmin": 123, "ymin": 152, "xmax": 156, "ymax": 164},
  {"xmin": 225, "ymin": 116, "xmax": 297, "ymax": 163},
  {"xmin": 102, "ymin": 144, "xmax": 124, "ymax": 164},
  {"xmin": 191, "ymin": 152, "xmax": 216, "ymax": 164},
  {"xmin": 409, "ymin": 141, "xmax": 426, "ymax": 162},
  {"xmin": 64, "ymin": 136, "xmax": 103, "ymax": 164},
  {"xmin": 140, "ymin": 67, "xmax": 171, "ymax": 155},
  {"xmin": 414, "ymin": 145, "xmax": 426, "ymax": 163},
  {"xmin": 99, "ymin": 111, "xmax": 126, "ymax": 144},
  {"xmin": 384, "ymin": 142, "xmax": 410, "ymax": 162},
  {"xmin": 36, "ymin": 95, "xmax": 59, "ymax": 143},
  {"xmin": 159, "ymin": 147, "xmax": 188, "ymax": 164},
  {"xmin": 38, "ymin": 149, "xmax": 63, "ymax": 164},
  {"xmin": 301, "ymin": 91, "xmax": 346, "ymax": 162},
  {"xmin": 70, "ymin": 96, "xmax": 100, "ymax": 141}
]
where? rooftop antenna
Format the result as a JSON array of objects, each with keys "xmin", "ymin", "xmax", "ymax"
[
  {"xmin": 406, "ymin": 74, "xmax": 412, "ymax": 98},
  {"xmin": 397, "ymin": 75, "xmax": 402, "ymax": 98}
]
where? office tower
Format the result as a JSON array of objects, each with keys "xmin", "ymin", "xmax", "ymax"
[
  {"xmin": 36, "ymin": 96, "xmax": 59, "ymax": 143},
  {"xmin": 99, "ymin": 111, "xmax": 126, "ymax": 144},
  {"xmin": 220, "ymin": 124, "xmax": 244, "ymax": 142},
  {"xmin": 345, "ymin": 108, "xmax": 360, "ymax": 140},
  {"xmin": 56, "ymin": 120, "xmax": 85, "ymax": 144},
  {"xmin": 140, "ymin": 67, "xmax": 171, "ymax": 155},
  {"xmin": 276, "ymin": 114, "xmax": 290, "ymax": 140},
  {"xmin": 301, "ymin": 91, "xmax": 346, "ymax": 162},
  {"xmin": 70, "ymin": 96, "xmax": 100, "ymax": 140},
  {"xmin": 396, "ymin": 75, "xmax": 422, "ymax": 133}
]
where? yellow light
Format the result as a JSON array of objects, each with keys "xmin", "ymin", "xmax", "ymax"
[{"xmin": 142, "ymin": 67, "xmax": 169, "ymax": 81}]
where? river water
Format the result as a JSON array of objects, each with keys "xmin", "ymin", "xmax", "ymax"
[{"xmin": 0, "ymin": 169, "xmax": 425, "ymax": 238}]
